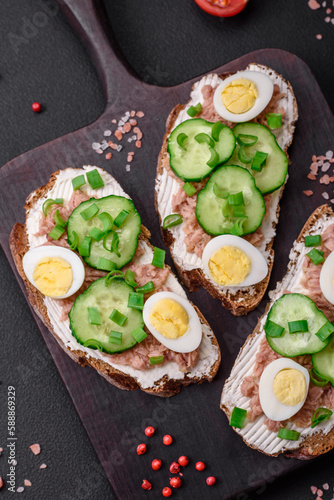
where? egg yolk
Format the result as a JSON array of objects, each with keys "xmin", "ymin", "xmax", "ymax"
[
  {"xmin": 208, "ymin": 245, "xmax": 251, "ymax": 286},
  {"xmin": 33, "ymin": 257, "xmax": 73, "ymax": 297},
  {"xmin": 149, "ymin": 299, "xmax": 189, "ymax": 339},
  {"xmin": 221, "ymin": 78, "xmax": 258, "ymax": 114},
  {"xmin": 273, "ymin": 369, "xmax": 307, "ymax": 406}
]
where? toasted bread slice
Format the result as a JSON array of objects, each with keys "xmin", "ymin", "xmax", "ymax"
[
  {"xmin": 10, "ymin": 166, "xmax": 220, "ymax": 397},
  {"xmin": 155, "ymin": 63, "xmax": 298, "ymax": 315},
  {"xmin": 221, "ymin": 204, "xmax": 334, "ymax": 458}
]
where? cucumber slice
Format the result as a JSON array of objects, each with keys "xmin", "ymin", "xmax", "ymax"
[
  {"xmin": 67, "ymin": 195, "xmax": 141, "ymax": 270},
  {"xmin": 168, "ymin": 119, "xmax": 235, "ymax": 181},
  {"xmin": 312, "ymin": 335, "xmax": 334, "ymax": 387},
  {"xmin": 224, "ymin": 123, "xmax": 288, "ymax": 195},
  {"xmin": 196, "ymin": 165, "xmax": 265, "ymax": 236},
  {"xmin": 69, "ymin": 278, "xmax": 144, "ymax": 354},
  {"xmin": 266, "ymin": 294, "xmax": 330, "ymax": 357}
]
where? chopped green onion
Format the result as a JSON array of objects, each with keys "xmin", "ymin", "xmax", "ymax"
[
  {"xmin": 311, "ymin": 407, "xmax": 333, "ymax": 428},
  {"xmin": 264, "ymin": 319, "xmax": 285, "ymax": 338},
  {"xmin": 124, "ymin": 269, "xmax": 138, "ymax": 288},
  {"xmin": 152, "ymin": 247, "xmax": 165, "ymax": 269},
  {"xmin": 186, "ymin": 103, "xmax": 202, "ymax": 117},
  {"xmin": 89, "ymin": 227, "xmax": 104, "ymax": 241},
  {"xmin": 310, "ymin": 368, "xmax": 329, "ymax": 387},
  {"xmin": 109, "ymin": 309, "xmax": 127, "ymax": 327},
  {"xmin": 114, "ymin": 209, "xmax": 129, "ymax": 228},
  {"xmin": 305, "ymin": 235, "xmax": 322, "ymax": 247},
  {"xmin": 80, "ymin": 203, "xmax": 99, "ymax": 221},
  {"xmin": 315, "ymin": 321, "xmax": 334, "ymax": 342},
  {"xmin": 206, "ymin": 147, "xmax": 219, "ymax": 167},
  {"xmin": 288, "ymin": 320, "xmax": 308, "ymax": 334},
  {"xmin": 72, "ymin": 175, "xmax": 86, "ymax": 191},
  {"xmin": 277, "ymin": 428, "xmax": 300, "ymax": 441},
  {"xmin": 103, "ymin": 230, "xmax": 120, "ymax": 257},
  {"xmin": 150, "ymin": 356, "xmax": 164, "ymax": 365},
  {"xmin": 131, "ymin": 326, "xmax": 147, "ymax": 343},
  {"xmin": 128, "ymin": 292, "xmax": 144, "ymax": 310},
  {"xmin": 98, "ymin": 212, "xmax": 113, "ymax": 232},
  {"xmin": 228, "ymin": 192, "xmax": 244, "ymax": 206},
  {"xmin": 212, "ymin": 121, "xmax": 224, "ymax": 141},
  {"xmin": 232, "ymin": 205, "xmax": 245, "ymax": 218},
  {"xmin": 177, "ymin": 132, "xmax": 188, "ymax": 149},
  {"xmin": 238, "ymin": 145, "xmax": 253, "ymax": 164},
  {"xmin": 54, "ymin": 209, "xmax": 67, "ymax": 228},
  {"xmin": 251, "ymin": 151, "xmax": 268, "ymax": 172},
  {"xmin": 83, "ymin": 339, "xmax": 103, "ymax": 351},
  {"xmin": 307, "ymin": 248, "xmax": 325, "ymax": 265},
  {"xmin": 194, "ymin": 133, "xmax": 215, "ymax": 148},
  {"xmin": 229, "ymin": 407, "xmax": 247, "ymax": 429},
  {"xmin": 183, "ymin": 182, "xmax": 197, "ymax": 197},
  {"xmin": 78, "ymin": 236, "xmax": 92, "ymax": 257},
  {"xmin": 98, "ymin": 257, "xmax": 116, "ymax": 272},
  {"xmin": 69, "ymin": 230, "xmax": 79, "ymax": 250},
  {"xmin": 213, "ymin": 184, "xmax": 229, "ymax": 199},
  {"xmin": 222, "ymin": 199, "xmax": 230, "ymax": 218},
  {"xmin": 42, "ymin": 198, "xmax": 63, "ymax": 216},
  {"xmin": 88, "ymin": 307, "xmax": 101, "ymax": 325},
  {"xmin": 230, "ymin": 216, "xmax": 248, "ymax": 236},
  {"xmin": 136, "ymin": 281, "xmax": 155, "ymax": 294},
  {"xmin": 48, "ymin": 225, "xmax": 65, "ymax": 240},
  {"xmin": 266, "ymin": 113, "xmax": 282, "ymax": 130},
  {"xmin": 111, "ymin": 231, "xmax": 120, "ymax": 257},
  {"xmin": 236, "ymin": 134, "xmax": 258, "ymax": 147},
  {"xmin": 163, "ymin": 214, "xmax": 183, "ymax": 229},
  {"xmin": 109, "ymin": 331, "xmax": 122, "ymax": 345},
  {"xmin": 105, "ymin": 270, "xmax": 124, "ymax": 285},
  {"xmin": 86, "ymin": 169, "xmax": 104, "ymax": 189}
]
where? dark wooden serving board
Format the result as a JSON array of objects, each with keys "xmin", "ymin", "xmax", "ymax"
[{"xmin": 1, "ymin": 1, "xmax": 334, "ymax": 498}]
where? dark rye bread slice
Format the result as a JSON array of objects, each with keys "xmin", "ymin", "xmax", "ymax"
[
  {"xmin": 155, "ymin": 64, "xmax": 298, "ymax": 316},
  {"xmin": 10, "ymin": 168, "xmax": 221, "ymax": 398},
  {"xmin": 221, "ymin": 204, "xmax": 334, "ymax": 458}
]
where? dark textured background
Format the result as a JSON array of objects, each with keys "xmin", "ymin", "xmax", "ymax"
[{"xmin": 0, "ymin": 0, "xmax": 333, "ymax": 499}]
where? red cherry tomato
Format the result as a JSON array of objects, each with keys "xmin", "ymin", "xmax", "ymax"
[
  {"xmin": 152, "ymin": 459, "xmax": 162, "ymax": 471},
  {"xmin": 32, "ymin": 102, "xmax": 42, "ymax": 113},
  {"xmin": 145, "ymin": 426, "xmax": 155, "ymax": 437},
  {"xmin": 194, "ymin": 0, "xmax": 248, "ymax": 17},
  {"xmin": 162, "ymin": 487, "xmax": 172, "ymax": 497},
  {"xmin": 195, "ymin": 461, "xmax": 206, "ymax": 471},
  {"xmin": 163, "ymin": 435, "xmax": 173, "ymax": 446},
  {"xmin": 142, "ymin": 479, "xmax": 152, "ymax": 490},
  {"xmin": 170, "ymin": 477, "xmax": 182, "ymax": 489},
  {"xmin": 206, "ymin": 476, "xmax": 217, "ymax": 486},
  {"xmin": 178, "ymin": 456, "xmax": 189, "ymax": 467},
  {"xmin": 137, "ymin": 443, "xmax": 147, "ymax": 455},
  {"xmin": 169, "ymin": 461, "xmax": 180, "ymax": 474}
]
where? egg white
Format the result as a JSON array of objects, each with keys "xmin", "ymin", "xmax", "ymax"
[
  {"xmin": 202, "ymin": 235, "xmax": 268, "ymax": 287},
  {"xmin": 259, "ymin": 358, "xmax": 310, "ymax": 422},
  {"xmin": 320, "ymin": 250, "xmax": 334, "ymax": 304},
  {"xmin": 143, "ymin": 291, "xmax": 202, "ymax": 353},
  {"xmin": 22, "ymin": 246, "xmax": 85, "ymax": 299},
  {"xmin": 213, "ymin": 71, "xmax": 274, "ymax": 123}
]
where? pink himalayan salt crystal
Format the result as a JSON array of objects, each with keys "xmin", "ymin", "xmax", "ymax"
[
  {"xmin": 39, "ymin": 464, "xmax": 47, "ymax": 469},
  {"xmin": 24, "ymin": 480, "xmax": 32, "ymax": 487},
  {"xmin": 316, "ymin": 34, "xmax": 323, "ymax": 39},
  {"xmin": 308, "ymin": 0, "xmax": 321, "ymax": 8},
  {"xmin": 29, "ymin": 443, "xmax": 41, "ymax": 455}
]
